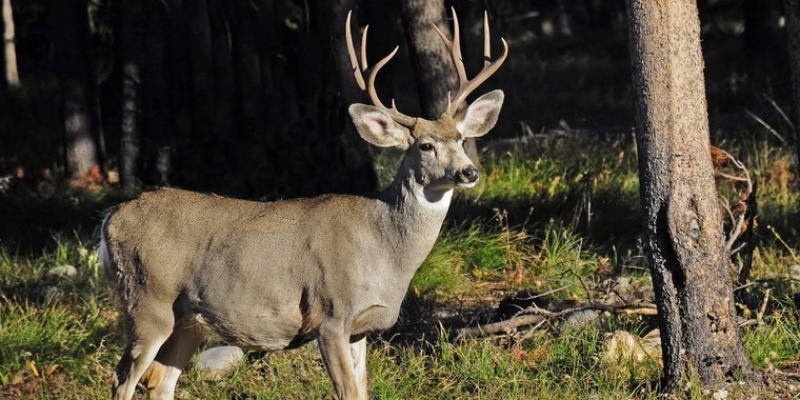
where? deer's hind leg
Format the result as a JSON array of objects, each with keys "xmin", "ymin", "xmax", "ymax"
[
  {"xmin": 112, "ymin": 303, "xmax": 175, "ymax": 400},
  {"xmin": 140, "ymin": 318, "xmax": 205, "ymax": 400}
]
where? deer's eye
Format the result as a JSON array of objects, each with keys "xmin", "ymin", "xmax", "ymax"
[{"xmin": 419, "ymin": 143, "xmax": 434, "ymax": 152}]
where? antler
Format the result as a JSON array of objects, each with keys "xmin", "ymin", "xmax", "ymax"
[
  {"xmin": 434, "ymin": 8, "xmax": 509, "ymax": 117},
  {"xmin": 346, "ymin": 11, "xmax": 417, "ymax": 127}
]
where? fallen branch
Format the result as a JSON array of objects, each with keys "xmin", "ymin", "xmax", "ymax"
[{"xmin": 455, "ymin": 302, "xmax": 657, "ymax": 340}]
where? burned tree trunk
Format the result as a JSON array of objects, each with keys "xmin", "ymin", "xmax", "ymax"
[
  {"xmin": 118, "ymin": 0, "xmax": 144, "ymax": 192},
  {"xmin": 786, "ymin": 0, "xmax": 800, "ymax": 193},
  {"xmin": 399, "ymin": 0, "xmax": 480, "ymax": 165},
  {"xmin": 625, "ymin": 0, "xmax": 757, "ymax": 392},
  {"xmin": 52, "ymin": 0, "xmax": 103, "ymax": 183}
]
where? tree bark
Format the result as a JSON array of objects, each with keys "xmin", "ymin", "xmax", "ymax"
[
  {"xmin": 785, "ymin": 0, "xmax": 800, "ymax": 193},
  {"xmin": 184, "ymin": 0, "xmax": 214, "ymax": 143},
  {"xmin": 625, "ymin": 0, "xmax": 757, "ymax": 392},
  {"xmin": 1, "ymin": 0, "xmax": 20, "ymax": 90},
  {"xmin": 399, "ymin": 0, "xmax": 480, "ymax": 165},
  {"xmin": 744, "ymin": 0, "xmax": 782, "ymax": 89},
  {"xmin": 142, "ymin": 0, "xmax": 172, "ymax": 185},
  {"xmin": 118, "ymin": 0, "xmax": 144, "ymax": 192},
  {"xmin": 52, "ymin": 0, "xmax": 103, "ymax": 183}
]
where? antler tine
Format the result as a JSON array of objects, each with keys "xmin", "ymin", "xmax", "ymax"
[
  {"xmin": 345, "ymin": 10, "xmax": 417, "ymax": 127},
  {"xmin": 433, "ymin": 8, "xmax": 468, "ymax": 86},
  {"xmin": 360, "ymin": 25, "xmax": 369, "ymax": 71},
  {"xmin": 483, "ymin": 11, "xmax": 491, "ymax": 67},
  {"xmin": 441, "ymin": 10, "xmax": 509, "ymax": 117},
  {"xmin": 345, "ymin": 11, "xmax": 366, "ymax": 90},
  {"xmin": 450, "ymin": 8, "xmax": 468, "ymax": 86},
  {"xmin": 366, "ymin": 46, "xmax": 398, "ymax": 111}
]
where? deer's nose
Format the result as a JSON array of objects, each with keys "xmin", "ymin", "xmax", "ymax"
[{"xmin": 458, "ymin": 166, "xmax": 479, "ymax": 183}]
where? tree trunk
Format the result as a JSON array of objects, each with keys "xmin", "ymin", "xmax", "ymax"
[
  {"xmin": 399, "ymin": 0, "xmax": 479, "ymax": 165},
  {"xmin": 207, "ymin": 0, "xmax": 236, "ymax": 143},
  {"xmin": 142, "ymin": 0, "xmax": 172, "ymax": 185},
  {"xmin": 744, "ymin": 0, "xmax": 782, "ymax": 89},
  {"xmin": 1, "ymin": 0, "xmax": 20, "ymax": 90},
  {"xmin": 118, "ymin": 0, "xmax": 144, "ymax": 192},
  {"xmin": 52, "ymin": 0, "xmax": 103, "ymax": 183},
  {"xmin": 625, "ymin": 0, "xmax": 757, "ymax": 392},
  {"xmin": 184, "ymin": 0, "xmax": 214, "ymax": 143},
  {"xmin": 785, "ymin": 0, "xmax": 800, "ymax": 193}
]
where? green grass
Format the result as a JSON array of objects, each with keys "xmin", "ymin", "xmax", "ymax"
[{"xmin": 2, "ymin": 137, "xmax": 800, "ymax": 399}]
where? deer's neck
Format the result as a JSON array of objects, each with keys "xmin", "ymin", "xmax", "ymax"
[{"xmin": 378, "ymin": 163, "xmax": 452, "ymax": 258}]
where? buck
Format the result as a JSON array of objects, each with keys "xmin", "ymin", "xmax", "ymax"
[{"xmin": 101, "ymin": 9, "xmax": 507, "ymax": 400}]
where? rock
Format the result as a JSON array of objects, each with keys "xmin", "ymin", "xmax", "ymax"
[
  {"xmin": 600, "ymin": 330, "xmax": 661, "ymax": 374},
  {"xmin": 47, "ymin": 265, "xmax": 78, "ymax": 280},
  {"xmin": 195, "ymin": 346, "xmax": 244, "ymax": 380},
  {"xmin": 788, "ymin": 264, "xmax": 800, "ymax": 281},
  {"xmin": 558, "ymin": 309, "xmax": 602, "ymax": 333},
  {"xmin": 43, "ymin": 286, "xmax": 63, "ymax": 302}
]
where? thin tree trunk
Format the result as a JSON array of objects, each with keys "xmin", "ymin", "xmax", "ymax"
[
  {"xmin": 52, "ymin": 0, "xmax": 103, "ymax": 183},
  {"xmin": 207, "ymin": 0, "xmax": 236, "ymax": 142},
  {"xmin": 163, "ymin": 0, "xmax": 197, "ymax": 187},
  {"xmin": 119, "ymin": 0, "xmax": 144, "ymax": 191},
  {"xmin": 142, "ymin": 0, "xmax": 172, "ymax": 185},
  {"xmin": 228, "ymin": 0, "xmax": 266, "ymax": 144},
  {"xmin": 626, "ymin": 0, "xmax": 757, "ymax": 392},
  {"xmin": 184, "ymin": 0, "xmax": 214, "ymax": 143},
  {"xmin": 400, "ymin": 0, "xmax": 480, "ymax": 166},
  {"xmin": 2, "ymin": 0, "xmax": 20, "ymax": 89},
  {"xmin": 744, "ymin": 0, "xmax": 782, "ymax": 89},
  {"xmin": 785, "ymin": 0, "xmax": 800, "ymax": 193}
]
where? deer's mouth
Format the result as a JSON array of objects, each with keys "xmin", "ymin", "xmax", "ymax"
[{"xmin": 456, "ymin": 180, "xmax": 478, "ymax": 189}]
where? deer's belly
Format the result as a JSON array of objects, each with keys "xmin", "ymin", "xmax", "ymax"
[{"xmin": 185, "ymin": 299, "xmax": 306, "ymax": 351}]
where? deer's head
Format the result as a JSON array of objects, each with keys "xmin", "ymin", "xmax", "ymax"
[{"xmin": 346, "ymin": 9, "xmax": 508, "ymax": 199}]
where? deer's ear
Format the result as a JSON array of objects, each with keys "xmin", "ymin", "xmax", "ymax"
[
  {"xmin": 349, "ymin": 104, "xmax": 410, "ymax": 148},
  {"xmin": 456, "ymin": 90, "xmax": 504, "ymax": 138}
]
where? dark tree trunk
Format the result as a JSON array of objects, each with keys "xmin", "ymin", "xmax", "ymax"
[
  {"xmin": 785, "ymin": 0, "xmax": 800, "ymax": 193},
  {"xmin": 207, "ymin": 0, "xmax": 236, "ymax": 142},
  {"xmin": 118, "ymin": 0, "xmax": 144, "ymax": 192},
  {"xmin": 228, "ymin": 0, "xmax": 266, "ymax": 144},
  {"xmin": 163, "ymin": 0, "xmax": 197, "ymax": 188},
  {"xmin": 184, "ymin": 0, "xmax": 214, "ymax": 143},
  {"xmin": 625, "ymin": 0, "xmax": 758, "ymax": 393},
  {"xmin": 744, "ymin": 0, "xmax": 782, "ymax": 89},
  {"xmin": 52, "ymin": 0, "xmax": 103, "ymax": 183},
  {"xmin": 399, "ymin": 0, "xmax": 480, "ymax": 166},
  {"xmin": 142, "ymin": 0, "xmax": 172, "ymax": 185}
]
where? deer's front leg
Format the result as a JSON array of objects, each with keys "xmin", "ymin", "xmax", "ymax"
[
  {"xmin": 350, "ymin": 336, "xmax": 369, "ymax": 399},
  {"xmin": 318, "ymin": 323, "xmax": 361, "ymax": 400}
]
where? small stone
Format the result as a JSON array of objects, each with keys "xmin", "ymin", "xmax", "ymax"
[
  {"xmin": 195, "ymin": 346, "xmax": 244, "ymax": 380},
  {"xmin": 712, "ymin": 389, "xmax": 729, "ymax": 400},
  {"xmin": 559, "ymin": 309, "xmax": 601, "ymax": 333},
  {"xmin": 47, "ymin": 265, "xmax": 78, "ymax": 279},
  {"xmin": 600, "ymin": 330, "xmax": 661, "ymax": 374},
  {"xmin": 43, "ymin": 286, "xmax": 63, "ymax": 302},
  {"xmin": 788, "ymin": 264, "xmax": 800, "ymax": 281}
]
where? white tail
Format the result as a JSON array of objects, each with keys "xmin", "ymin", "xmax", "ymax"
[{"xmin": 103, "ymin": 9, "xmax": 506, "ymax": 400}]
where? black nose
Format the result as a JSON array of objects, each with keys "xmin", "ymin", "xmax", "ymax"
[{"xmin": 459, "ymin": 166, "xmax": 479, "ymax": 183}]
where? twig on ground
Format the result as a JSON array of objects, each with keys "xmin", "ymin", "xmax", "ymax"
[
  {"xmin": 757, "ymin": 287, "xmax": 772, "ymax": 322},
  {"xmin": 455, "ymin": 302, "xmax": 657, "ymax": 340}
]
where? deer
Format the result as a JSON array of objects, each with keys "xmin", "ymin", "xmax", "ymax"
[{"xmin": 100, "ymin": 8, "xmax": 507, "ymax": 400}]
